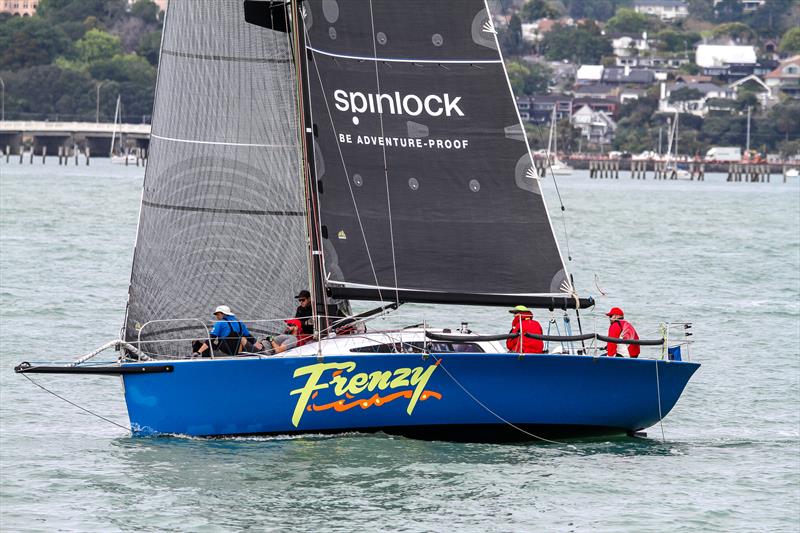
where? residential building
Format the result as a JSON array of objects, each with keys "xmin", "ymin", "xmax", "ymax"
[
  {"xmin": 573, "ymin": 84, "xmax": 620, "ymax": 100},
  {"xmin": 633, "ymin": 0, "xmax": 688, "ymax": 21},
  {"xmin": 602, "ymin": 66, "xmax": 656, "ymax": 85},
  {"xmin": 728, "ymin": 74, "xmax": 773, "ymax": 107},
  {"xmin": 765, "ymin": 55, "xmax": 800, "ymax": 99},
  {"xmin": 575, "ymin": 65, "xmax": 604, "ymax": 85},
  {"xmin": 713, "ymin": 0, "xmax": 765, "ymax": 12},
  {"xmin": 573, "ymin": 97, "xmax": 619, "ymax": 117},
  {"xmin": 696, "ymin": 44, "xmax": 757, "ymax": 77},
  {"xmin": 612, "ymin": 35, "xmax": 651, "ymax": 60},
  {"xmin": 516, "ymin": 94, "xmax": 573, "ymax": 123},
  {"xmin": 572, "ymin": 105, "xmax": 617, "ymax": 144},
  {"xmin": 658, "ymin": 81, "xmax": 735, "ymax": 116},
  {"xmin": 520, "ymin": 18, "xmax": 562, "ymax": 44},
  {"xmin": 1, "ymin": 0, "xmax": 38, "ymax": 15}
]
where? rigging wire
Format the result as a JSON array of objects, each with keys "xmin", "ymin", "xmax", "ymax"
[
  {"xmin": 427, "ymin": 354, "xmax": 575, "ymax": 448},
  {"xmin": 300, "ymin": 20, "xmax": 385, "ymax": 304},
  {"xmin": 21, "ymin": 373, "xmax": 131, "ymax": 432},
  {"xmin": 367, "ymin": 0, "xmax": 401, "ymax": 306}
]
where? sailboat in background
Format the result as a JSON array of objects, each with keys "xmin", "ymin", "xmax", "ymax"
[
  {"xmin": 15, "ymin": 0, "xmax": 698, "ymax": 441},
  {"xmin": 545, "ymin": 107, "xmax": 573, "ymax": 176},
  {"xmin": 663, "ymin": 110, "xmax": 690, "ymax": 180},
  {"xmin": 110, "ymin": 95, "xmax": 137, "ymax": 165}
]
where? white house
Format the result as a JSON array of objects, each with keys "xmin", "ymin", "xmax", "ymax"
[
  {"xmin": 572, "ymin": 105, "xmax": 617, "ymax": 144},
  {"xmin": 575, "ymin": 65, "xmax": 604, "ymax": 85},
  {"xmin": 695, "ymin": 44, "xmax": 757, "ymax": 69},
  {"xmin": 633, "ymin": 0, "xmax": 689, "ymax": 21},
  {"xmin": 765, "ymin": 55, "xmax": 800, "ymax": 99},
  {"xmin": 659, "ymin": 81, "xmax": 735, "ymax": 116}
]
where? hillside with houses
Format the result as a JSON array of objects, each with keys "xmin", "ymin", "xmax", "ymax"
[{"xmin": 495, "ymin": 0, "xmax": 800, "ymax": 160}]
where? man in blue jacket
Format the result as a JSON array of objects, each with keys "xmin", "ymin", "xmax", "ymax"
[{"xmin": 193, "ymin": 305, "xmax": 253, "ymax": 357}]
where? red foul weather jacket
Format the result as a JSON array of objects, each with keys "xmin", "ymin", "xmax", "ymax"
[
  {"xmin": 506, "ymin": 314, "xmax": 544, "ymax": 354},
  {"xmin": 607, "ymin": 319, "xmax": 640, "ymax": 358}
]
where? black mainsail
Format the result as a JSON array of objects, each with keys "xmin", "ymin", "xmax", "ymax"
[
  {"xmin": 124, "ymin": 0, "xmax": 308, "ymax": 354},
  {"xmin": 299, "ymin": 0, "xmax": 585, "ymax": 308}
]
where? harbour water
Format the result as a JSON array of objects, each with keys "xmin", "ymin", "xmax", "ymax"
[{"xmin": 1, "ymin": 161, "xmax": 798, "ymax": 531}]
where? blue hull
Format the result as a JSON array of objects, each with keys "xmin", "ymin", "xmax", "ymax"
[{"xmin": 121, "ymin": 353, "xmax": 699, "ymax": 441}]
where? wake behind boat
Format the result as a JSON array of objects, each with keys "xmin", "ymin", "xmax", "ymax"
[{"xmin": 14, "ymin": 0, "xmax": 699, "ymax": 442}]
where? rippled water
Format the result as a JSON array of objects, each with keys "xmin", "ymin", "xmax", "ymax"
[{"xmin": 1, "ymin": 160, "xmax": 798, "ymax": 531}]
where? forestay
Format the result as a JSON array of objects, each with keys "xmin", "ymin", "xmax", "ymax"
[
  {"xmin": 302, "ymin": 0, "xmax": 573, "ymax": 306},
  {"xmin": 124, "ymin": 0, "xmax": 307, "ymax": 355}
]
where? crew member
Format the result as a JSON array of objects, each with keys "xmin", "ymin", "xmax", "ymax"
[
  {"xmin": 294, "ymin": 290, "xmax": 314, "ymax": 335},
  {"xmin": 506, "ymin": 305, "xmax": 544, "ymax": 354},
  {"xmin": 194, "ymin": 305, "xmax": 253, "ymax": 357},
  {"xmin": 605, "ymin": 307, "xmax": 640, "ymax": 358},
  {"xmin": 256, "ymin": 318, "xmax": 304, "ymax": 354}
]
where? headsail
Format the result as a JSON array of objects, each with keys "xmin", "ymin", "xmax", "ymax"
[
  {"xmin": 124, "ymin": 0, "xmax": 307, "ymax": 354},
  {"xmin": 301, "ymin": 0, "xmax": 579, "ymax": 307}
]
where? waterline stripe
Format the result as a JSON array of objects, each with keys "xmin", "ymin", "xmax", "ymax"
[
  {"xmin": 306, "ymin": 46, "xmax": 502, "ymax": 64},
  {"xmin": 161, "ymin": 48, "xmax": 291, "ymax": 64},
  {"xmin": 142, "ymin": 200, "xmax": 304, "ymax": 217},
  {"xmin": 150, "ymin": 133, "xmax": 292, "ymax": 148}
]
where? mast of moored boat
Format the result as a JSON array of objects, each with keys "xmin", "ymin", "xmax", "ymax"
[{"xmin": 289, "ymin": 0, "xmax": 330, "ymax": 338}]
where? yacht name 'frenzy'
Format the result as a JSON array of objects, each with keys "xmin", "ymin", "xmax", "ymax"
[
  {"xmin": 290, "ymin": 361, "xmax": 441, "ymax": 427},
  {"xmin": 334, "ymin": 90, "xmax": 464, "ymax": 117}
]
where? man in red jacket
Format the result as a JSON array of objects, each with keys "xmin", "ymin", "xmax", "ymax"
[
  {"xmin": 506, "ymin": 305, "xmax": 544, "ymax": 354},
  {"xmin": 605, "ymin": 307, "xmax": 640, "ymax": 358}
]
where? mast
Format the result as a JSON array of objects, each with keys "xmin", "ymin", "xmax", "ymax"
[
  {"xmin": 290, "ymin": 0, "xmax": 330, "ymax": 336},
  {"xmin": 746, "ymin": 105, "xmax": 751, "ymax": 153},
  {"xmin": 110, "ymin": 95, "xmax": 120, "ymax": 157}
]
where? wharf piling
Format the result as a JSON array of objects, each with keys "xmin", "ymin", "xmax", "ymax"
[
  {"xmin": 18, "ymin": 147, "xmax": 23, "ymax": 164},
  {"xmin": 630, "ymin": 160, "xmax": 647, "ymax": 179},
  {"xmin": 86, "ymin": 147, "xmax": 90, "ymax": 166},
  {"xmin": 727, "ymin": 164, "xmax": 770, "ymax": 182},
  {"xmin": 589, "ymin": 160, "xmax": 619, "ymax": 179},
  {"xmin": 5, "ymin": 145, "xmax": 9, "ymax": 163},
  {"xmin": 41, "ymin": 146, "xmax": 46, "ymax": 165}
]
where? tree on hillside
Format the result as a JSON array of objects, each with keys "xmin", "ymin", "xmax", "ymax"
[
  {"xmin": 506, "ymin": 60, "xmax": 553, "ymax": 95},
  {"xmin": 769, "ymin": 101, "xmax": 800, "ymax": 142},
  {"xmin": 563, "ymin": 0, "xmax": 632, "ymax": 21},
  {"xmin": 655, "ymin": 29, "xmax": 701, "ymax": 53},
  {"xmin": 499, "ymin": 14, "xmax": 526, "ymax": 56},
  {"xmin": 669, "ymin": 87, "xmax": 703, "ymax": 103},
  {"xmin": 520, "ymin": 0, "xmax": 560, "ymax": 21},
  {"xmin": 137, "ymin": 30, "xmax": 162, "ymax": 66},
  {"xmin": 541, "ymin": 22, "xmax": 611, "ymax": 64},
  {"xmin": 710, "ymin": 22, "xmax": 757, "ymax": 44},
  {"xmin": 38, "ymin": 0, "xmax": 127, "ymax": 26},
  {"xmin": 605, "ymin": 8, "xmax": 653, "ymax": 35},
  {"xmin": 712, "ymin": 0, "xmax": 744, "ymax": 22},
  {"xmin": 0, "ymin": 17, "xmax": 72, "ymax": 70},
  {"xmin": 74, "ymin": 28, "xmax": 122, "ymax": 64},
  {"xmin": 780, "ymin": 27, "xmax": 800, "ymax": 54}
]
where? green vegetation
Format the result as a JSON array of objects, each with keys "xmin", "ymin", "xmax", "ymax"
[
  {"xmin": 540, "ymin": 22, "xmax": 612, "ymax": 64},
  {"xmin": 779, "ymin": 27, "xmax": 800, "ymax": 55},
  {"xmin": 0, "ymin": 0, "xmax": 163, "ymax": 121},
  {"xmin": 507, "ymin": 60, "xmax": 553, "ymax": 95}
]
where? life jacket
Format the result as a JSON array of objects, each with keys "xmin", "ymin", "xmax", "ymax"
[
  {"xmin": 607, "ymin": 319, "xmax": 640, "ymax": 358},
  {"xmin": 506, "ymin": 313, "xmax": 544, "ymax": 354},
  {"xmin": 214, "ymin": 317, "xmax": 245, "ymax": 356}
]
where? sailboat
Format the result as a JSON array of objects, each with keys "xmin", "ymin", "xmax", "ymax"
[
  {"xmin": 109, "ymin": 95, "xmax": 138, "ymax": 165},
  {"xmin": 663, "ymin": 110, "xmax": 690, "ymax": 180},
  {"xmin": 545, "ymin": 107, "xmax": 573, "ymax": 176},
  {"xmin": 15, "ymin": 0, "xmax": 698, "ymax": 441}
]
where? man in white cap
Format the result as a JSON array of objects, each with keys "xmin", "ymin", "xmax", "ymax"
[{"xmin": 193, "ymin": 305, "xmax": 253, "ymax": 357}]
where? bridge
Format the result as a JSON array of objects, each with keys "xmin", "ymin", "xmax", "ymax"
[{"xmin": 0, "ymin": 121, "xmax": 151, "ymax": 155}]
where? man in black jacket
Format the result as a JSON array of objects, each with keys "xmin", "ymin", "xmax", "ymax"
[{"xmin": 294, "ymin": 290, "xmax": 314, "ymax": 335}]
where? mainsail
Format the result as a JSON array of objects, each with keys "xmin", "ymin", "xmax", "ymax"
[
  {"xmin": 124, "ymin": 0, "xmax": 307, "ymax": 354},
  {"xmin": 300, "ymin": 0, "xmax": 577, "ymax": 306}
]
